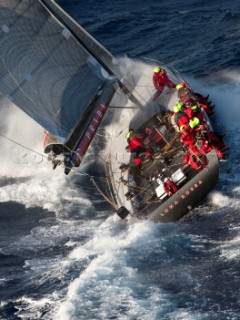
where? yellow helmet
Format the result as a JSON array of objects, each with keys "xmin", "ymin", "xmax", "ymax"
[
  {"xmin": 176, "ymin": 82, "xmax": 186, "ymax": 90},
  {"xmin": 154, "ymin": 66, "xmax": 161, "ymax": 73},
  {"xmin": 189, "ymin": 117, "xmax": 200, "ymax": 129},
  {"xmin": 125, "ymin": 129, "xmax": 134, "ymax": 138},
  {"xmin": 173, "ymin": 101, "xmax": 183, "ymax": 113},
  {"xmin": 191, "ymin": 105, "xmax": 198, "ymax": 110}
]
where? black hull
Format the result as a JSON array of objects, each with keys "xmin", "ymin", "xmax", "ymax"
[{"xmin": 142, "ymin": 150, "xmax": 219, "ymax": 223}]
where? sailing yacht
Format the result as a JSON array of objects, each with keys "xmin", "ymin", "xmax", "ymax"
[{"xmin": 0, "ymin": 0, "xmax": 227, "ymax": 222}]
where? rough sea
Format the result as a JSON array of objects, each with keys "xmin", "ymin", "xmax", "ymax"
[{"xmin": 1, "ymin": 0, "xmax": 240, "ymax": 319}]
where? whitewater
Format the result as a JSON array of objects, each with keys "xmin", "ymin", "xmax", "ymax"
[{"xmin": 1, "ymin": 0, "xmax": 240, "ymax": 319}]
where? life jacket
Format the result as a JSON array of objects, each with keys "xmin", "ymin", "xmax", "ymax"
[
  {"xmin": 164, "ymin": 179, "xmax": 178, "ymax": 195},
  {"xmin": 183, "ymin": 107, "xmax": 194, "ymax": 119},
  {"xmin": 178, "ymin": 87, "xmax": 192, "ymax": 98},
  {"xmin": 153, "ymin": 71, "xmax": 175, "ymax": 91},
  {"xmin": 178, "ymin": 115, "xmax": 189, "ymax": 127},
  {"xmin": 134, "ymin": 157, "xmax": 142, "ymax": 165},
  {"xmin": 179, "ymin": 123, "xmax": 192, "ymax": 133},
  {"xmin": 182, "ymin": 103, "xmax": 202, "ymax": 118},
  {"xmin": 128, "ymin": 136, "xmax": 144, "ymax": 152},
  {"xmin": 180, "ymin": 131, "xmax": 195, "ymax": 147},
  {"xmin": 184, "ymin": 151, "xmax": 207, "ymax": 171}
]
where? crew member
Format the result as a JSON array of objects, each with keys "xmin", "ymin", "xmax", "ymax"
[
  {"xmin": 163, "ymin": 177, "xmax": 178, "ymax": 196},
  {"xmin": 126, "ymin": 129, "xmax": 151, "ymax": 165},
  {"xmin": 145, "ymin": 127, "xmax": 162, "ymax": 144},
  {"xmin": 197, "ymin": 128, "xmax": 226, "ymax": 159},
  {"xmin": 176, "ymin": 82, "xmax": 214, "ymax": 115},
  {"xmin": 183, "ymin": 145, "xmax": 208, "ymax": 172},
  {"xmin": 172, "ymin": 101, "xmax": 189, "ymax": 130},
  {"xmin": 153, "ymin": 67, "xmax": 176, "ymax": 100},
  {"xmin": 179, "ymin": 125, "xmax": 195, "ymax": 147},
  {"xmin": 182, "ymin": 102, "xmax": 204, "ymax": 121}
]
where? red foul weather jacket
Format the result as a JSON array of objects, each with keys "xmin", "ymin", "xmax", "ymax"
[
  {"xmin": 153, "ymin": 72, "xmax": 175, "ymax": 92},
  {"xmin": 128, "ymin": 136, "xmax": 145, "ymax": 152}
]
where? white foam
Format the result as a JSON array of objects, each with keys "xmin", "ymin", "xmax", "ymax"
[
  {"xmin": 209, "ymin": 191, "xmax": 231, "ymax": 207},
  {"xmin": 14, "ymin": 296, "xmax": 56, "ymax": 320},
  {"xmin": 52, "ymin": 219, "xmax": 172, "ymax": 320},
  {"xmin": 220, "ymin": 233, "xmax": 240, "ymax": 260},
  {"xmin": 0, "ymin": 102, "xmax": 93, "ymax": 213},
  {"xmin": 187, "ymin": 72, "xmax": 240, "ymax": 130}
]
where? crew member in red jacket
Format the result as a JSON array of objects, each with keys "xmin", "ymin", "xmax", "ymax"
[
  {"xmin": 180, "ymin": 125, "xmax": 195, "ymax": 147},
  {"xmin": 153, "ymin": 67, "xmax": 175, "ymax": 100},
  {"xmin": 126, "ymin": 129, "xmax": 151, "ymax": 165},
  {"xmin": 183, "ymin": 145, "xmax": 208, "ymax": 172},
  {"xmin": 163, "ymin": 178, "xmax": 178, "ymax": 196},
  {"xmin": 197, "ymin": 128, "xmax": 226, "ymax": 159},
  {"xmin": 176, "ymin": 82, "xmax": 214, "ymax": 115}
]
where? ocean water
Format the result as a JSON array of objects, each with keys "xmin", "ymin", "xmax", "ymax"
[{"xmin": 1, "ymin": 0, "xmax": 240, "ymax": 319}]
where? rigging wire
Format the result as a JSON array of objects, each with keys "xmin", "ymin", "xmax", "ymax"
[
  {"xmin": 0, "ymin": 131, "xmax": 120, "ymax": 211},
  {"xmin": 0, "ymin": 131, "xmax": 110, "ymax": 181},
  {"xmin": 0, "ymin": 132, "xmax": 48, "ymax": 160},
  {"xmin": 91, "ymin": 176, "xmax": 118, "ymax": 210}
]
